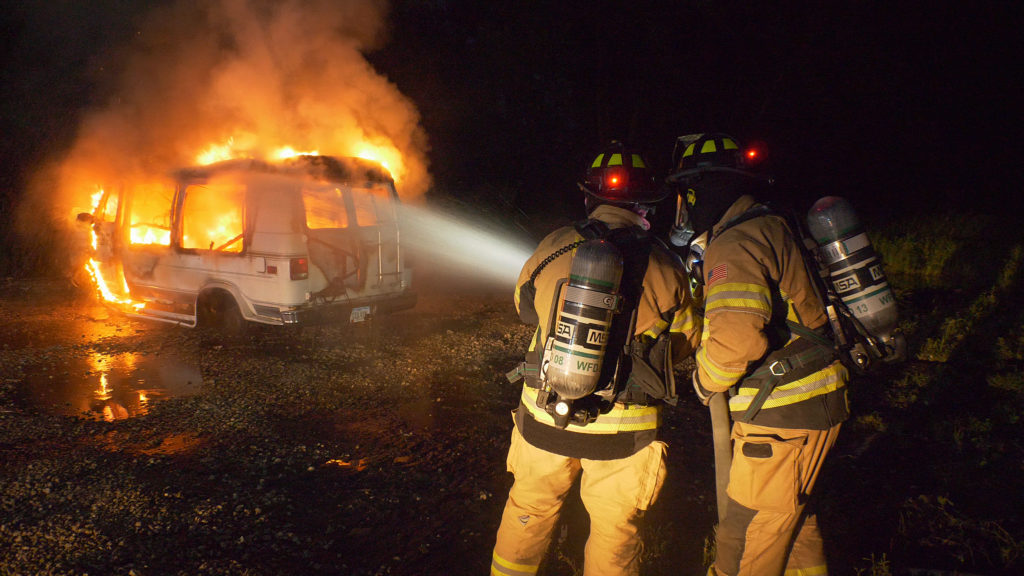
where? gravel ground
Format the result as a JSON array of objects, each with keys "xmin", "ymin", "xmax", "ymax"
[{"xmin": 0, "ymin": 276, "xmax": 719, "ymax": 576}]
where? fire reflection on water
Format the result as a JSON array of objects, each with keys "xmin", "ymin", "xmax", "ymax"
[{"xmin": 23, "ymin": 350, "xmax": 202, "ymax": 421}]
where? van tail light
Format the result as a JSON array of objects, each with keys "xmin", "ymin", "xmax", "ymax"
[{"xmin": 290, "ymin": 257, "xmax": 309, "ymax": 280}]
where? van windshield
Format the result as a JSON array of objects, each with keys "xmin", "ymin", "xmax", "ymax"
[{"xmin": 303, "ymin": 182, "xmax": 396, "ymax": 230}]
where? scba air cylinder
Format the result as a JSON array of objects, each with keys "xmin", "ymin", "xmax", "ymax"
[
  {"xmin": 545, "ymin": 239, "xmax": 624, "ymax": 401},
  {"xmin": 806, "ymin": 196, "xmax": 899, "ymax": 350}
]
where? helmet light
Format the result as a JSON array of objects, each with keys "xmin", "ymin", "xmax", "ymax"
[{"xmin": 604, "ymin": 168, "xmax": 627, "ymax": 191}]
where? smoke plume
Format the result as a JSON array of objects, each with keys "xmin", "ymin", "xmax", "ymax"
[{"xmin": 20, "ymin": 0, "xmax": 430, "ymax": 254}]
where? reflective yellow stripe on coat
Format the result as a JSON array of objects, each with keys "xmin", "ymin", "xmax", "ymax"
[
  {"xmin": 784, "ymin": 563, "xmax": 829, "ymax": 576},
  {"xmin": 520, "ymin": 387, "xmax": 661, "ymax": 433},
  {"xmin": 491, "ymin": 551, "xmax": 539, "ymax": 576},
  {"xmin": 729, "ymin": 362, "xmax": 847, "ymax": 413},
  {"xmin": 704, "ymin": 281, "xmax": 771, "ymax": 318},
  {"xmin": 671, "ymin": 304, "xmax": 700, "ymax": 335},
  {"xmin": 696, "ymin": 345, "xmax": 747, "ymax": 390}
]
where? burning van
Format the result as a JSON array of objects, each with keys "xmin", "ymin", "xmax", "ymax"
[{"xmin": 80, "ymin": 155, "xmax": 416, "ymax": 332}]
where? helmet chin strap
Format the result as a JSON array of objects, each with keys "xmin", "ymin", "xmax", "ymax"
[
  {"xmin": 583, "ymin": 189, "xmax": 653, "ymax": 223},
  {"xmin": 630, "ymin": 203, "xmax": 651, "ymax": 218},
  {"xmin": 612, "ymin": 202, "xmax": 654, "ymax": 229}
]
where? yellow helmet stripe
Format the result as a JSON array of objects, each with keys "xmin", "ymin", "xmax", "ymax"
[
  {"xmin": 608, "ymin": 153, "xmax": 623, "ymax": 166},
  {"xmin": 591, "ymin": 153, "xmax": 604, "ymax": 168},
  {"xmin": 631, "ymin": 154, "xmax": 647, "ymax": 168}
]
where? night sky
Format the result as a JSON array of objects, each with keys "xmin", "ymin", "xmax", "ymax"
[
  {"xmin": 2, "ymin": 0, "xmax": 1022, "ymax": 266},
  {"xmin": 370, "ymin": 1, "xmax": 1022, "ymax": 220}
]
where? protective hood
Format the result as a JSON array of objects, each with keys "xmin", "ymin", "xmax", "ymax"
[{"xmin": 684, "ymin": 170, "xmax": 768, "ymax": 235}]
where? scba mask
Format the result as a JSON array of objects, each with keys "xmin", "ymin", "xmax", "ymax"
[
  {"xmin": 668, "ymin": 193, "xmax": 706, "ymax": 296},
  {"xmin": 669, "ymin": 194, "xmax": 695, "ymax": 247},
  {"xmin": 685, "ymin": 232, "xmax": 707, "ymax": 298}
]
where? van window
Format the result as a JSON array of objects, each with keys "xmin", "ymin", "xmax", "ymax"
[
  {"xmin": 181, "ymin": 180, "xmax": 245, "ymax": 253},
  {"xmin": 128, "ymin": 182, "xmax": 174, "ymax": 246},
  {"xmin": 96, "ymin": 189, "xmax": 119, "ymax": 223},
  {"xmin": 303, "ymin": 185, "xmax": 351, "ymax": 230},
  {"xmin": 353, "ymin": 183, "xmax": 396, "ymax": 227}
]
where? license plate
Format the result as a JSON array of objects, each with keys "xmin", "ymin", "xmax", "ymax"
[{"xmin": 349, "ymin": 306, "xmax": 371, "ymax": 323}]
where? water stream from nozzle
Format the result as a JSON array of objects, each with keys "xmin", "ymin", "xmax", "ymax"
[{"xmin": 397, "ymin": 202, "xmax": 535, "ymax": 290}]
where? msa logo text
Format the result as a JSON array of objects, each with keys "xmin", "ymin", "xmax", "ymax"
[
  {"xmin": 556, "ymin": 322, "xmax": 575, "ymax": 339},
  {"xmin": 834, "ymin": 276, "xmax": 861, "ymax": 293}
]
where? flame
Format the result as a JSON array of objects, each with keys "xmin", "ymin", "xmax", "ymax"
[
  {"xmin": 42, "ymin": 1, "xmax": 433, "ymax": 311},
  {"xmin": 197, "ymin": 138, "xmax": 236, "ymax": 165},
  {"xmin": 130, "ymin": 227, "xmax": 171, "ymax": 246},
  {"xmin": 196, "ymin": 138, "xmax": 403, "ymax": 184},
  {"xmin": 275, "ymin": 146, "xmax": 319, "ymax": 160},
  {"xmin": 85, "ymin": 255, "xmax": 143, "ymax": 310},
  {"xmin": 356, "ymin": 142, "xmax": 404, "ymax": 182},
  {"xmin": 84, "ymin": 188, "xmax": 145, "ymax": 311},
  {"xmin": 97, "ymin": 373, "xmax": 111, "ymax": 401}
]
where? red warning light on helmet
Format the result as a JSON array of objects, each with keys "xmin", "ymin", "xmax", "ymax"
[
  {"xmin": 604, "ymin": 168, "xmax": 627, "ymax": 190},
  {"xmin": 743, "ymin": 140, "xmax": 769, "ymax": 167}
]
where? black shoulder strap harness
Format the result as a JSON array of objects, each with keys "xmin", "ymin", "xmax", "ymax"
[
  {"xmin": 508, "ymin": 218, "xmax": 674, "ymax": 417},
  {"xmin": 515, "ymin": 218, "xmax": 639, "ymax": 325},
  {"xmin": 706, "ymin": 204, "xmax": 840, "ymax": 423}
]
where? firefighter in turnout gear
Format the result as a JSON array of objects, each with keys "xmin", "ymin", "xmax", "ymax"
[
  {"xmin": 670, "ymin": 133, "xmax": 849, "ymax": 576},
  {"xmin": 492, "ymin": 141, "xmax": 701, "ymax": 576}
]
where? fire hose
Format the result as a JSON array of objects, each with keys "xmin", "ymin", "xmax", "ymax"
[{"xmin": 709, "ymin": 391, "xmax": 732, "ymax": 524}]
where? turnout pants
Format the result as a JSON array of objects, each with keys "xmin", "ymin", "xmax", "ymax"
[
  {"xmin": 711, "ymin": 421, "xmax": 841, "ymax": 576},
  {"xmin": 491, "ymin": 423, "xmax": 668, "ymax": 576}
]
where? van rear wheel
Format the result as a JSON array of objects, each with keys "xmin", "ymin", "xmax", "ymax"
[{"xmin": 198, "ymin": 291, "xmax": 248, "ymax": 339}]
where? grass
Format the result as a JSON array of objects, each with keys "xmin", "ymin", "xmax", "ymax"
[
  {"xmin": 856, "ymin": 554, "xmax": 892, "ymax": 576},
  {"xmin": 828, "ymin": 211, "xmax": 1024, "ymax": 575}
]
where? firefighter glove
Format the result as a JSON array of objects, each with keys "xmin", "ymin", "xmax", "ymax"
[{"xmin": 692, "ymin": 371, "xmax": 717, "ymax": 406}]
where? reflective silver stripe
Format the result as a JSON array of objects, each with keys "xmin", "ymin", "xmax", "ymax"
[
  {"xmin": 705, "ymin": 282, "xmax": 771, "ymax": 317},
  {"xmin": 491, "ymin": 551, "xmax": 538, "ymax": 576},
  {"xmin": 697, "ymin": 346, "xmax": 746, "ymax": 389},
  {"xmin": 818, "ymin": 232, "xmax": 869, "ymax": 265},
  {"xmin": 643, "ymin": 317, "xmax": 670, "ymax": 339},
  {"xmin": 671, "ymin": 307, "xmax": 699, "ymax": 333},
  {"xmin": 520, "ymin": 387, "xmax": 659, "ymax": 433},
  {"xmin": 730, "ymin": 364, "xmax": 846, "ymax": 410},
  {"xmin": 564, "ymin": 284, "xmax": 618, "ymax": 309}
]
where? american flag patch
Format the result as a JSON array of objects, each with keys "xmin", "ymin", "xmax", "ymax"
[{"xmin": 708, "ymin": 264, "xmax": 728, "ymax": 285}]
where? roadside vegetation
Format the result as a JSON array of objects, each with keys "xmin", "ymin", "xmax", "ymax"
[{"xmin": 824, "ymin": 212, "xmax": 1024, "ymax": 575}]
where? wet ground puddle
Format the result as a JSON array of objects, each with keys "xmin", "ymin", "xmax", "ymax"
[{"xmin": 17, "ymin": 351, "xmax": 202, "ymax": 420}]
